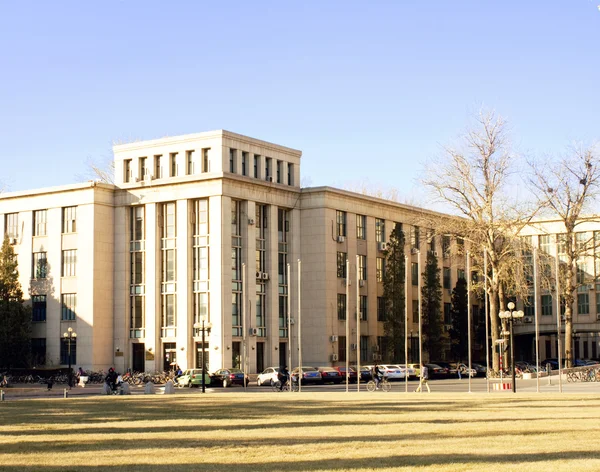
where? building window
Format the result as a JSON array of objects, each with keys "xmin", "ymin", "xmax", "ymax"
[
  {"xmin": 443, "ymin": 267, "xmax": 451, "ymax": 289},
  {"xmin": 524, "ymin": 296, "xmax": 535, "ymax": 317},
  {"xmin": 376, "ymin": 257, "xmax": 384, "ymax": 282},
  {"xmin": 377, "ymin": 297, "xmax": 386, "ymax": 321},
  {"xmin": 193, "ymin": 199, "xmax": 210, "ymax": 333},
  {"xmin": 359, "ymin": 295, "xmax": 368, "ymax": 321},
  {"xmin": 356, "ymin": 215, "xmax": 366, "ymax": 240},
  {"xmin": 32, "ymin": 252, "xmax": 47, "ymax": 279},
  {"xmin": 375, "ymin": 218, "xmax": 385, "ymax": 243},
  {"xmin": 170, "ymin": 153, "xmax": 178, "ymax": 177},
  {"xmin": 444, "ymin": 302, "xmax": 451, "ymax": 324},
  {"xmin": 337, "ymin": 252, "xmax": 347, "ymax": 278},
  {"xmin": 336, "ymin": 211, "xmax": 347, "ymax": 237},
  {"xmin": 266, "ymin": 158, "xmax": 272, "ymax": 180},
  {"xmin": 457, "ymin": 268, "xmax": 465, "ymax": 281},
  {"xmin": 5, "ymin": 213, "xmax": 18, "ymax": 238},
  {"xmin": 31, "ymin": 338, "xmax": 46, "ymax": 366},
  {"xmin": 61, "ymin": 250, "xmax": 77, "ymax": 277},
  {"xmin": 412, "ymin": 262, "xmax": 419, "ymax": 286},
  {"xmin": 278, "ymin": 208, "xmax": 290, "ymax": 337},
  {"xmin": 242, "ymin": 152, "xmax": 248, "ymax": 176},
  {"xmin": 229, "ymin": 149, "xmax": 236, "ymax": 173},
  {"xmin": 288, "ymin": 163, "xmax": 293, "ymax": 185},
  {"xmin": 337, "ymin": 294, "xmax": 346, "ymax": 320},
  {"xmin": 60, "ymin": 337, "xmax": 76, "ymax": 365},
  {"xmin": 541, "ymin": 294, "xmax": 552, "ymax": 316},
  {"xmin": 130, "ymin": 206, "xmax": 145, "ymax": 338},
  {"xmin": 411, "ymin": 226, "xmax": 420, "ymax": 249},
  {"xmin": 277, "ymin": 160, "xmax": 282, "ymax": 183},
  {"xmin": 412, "ymin": 300, "xmax": 419, "ymax": 323},
  {"xmin": 160, "ymin": 202, "xmax": 177, "ymax": 336},
  {"xmin": 154, "ymin": 155, "xmax": 162, "ymax": 178},
  {"xmin": 253, "ymin": 155, "xmax": 259, "ymax": 178},
  {"xmin": 33, "ymin": 210, "xmax": 47, "ymax": 237},
  {"xmin": 232, "ymin": 201, "xmax": 242, "ymax": 336},
  {"xmin": 202, "ymin": 149, "xmax": 210, "ymax": 173},
  {"xmin": 186, "ymin": 151, "xmax": 195, "ymax": 175},
  {"xmin": 124, "ymin": 159, "xmax": 132, "ymax": 183},
  {"xmin": 442, "ymin": 236, "xmax": 450, "ymax": 257},
  {"xmin": 139, "ymin": 157, "xmax": 147, "ymax": 179},
  {"xmin": 338, "ymin": 335, "xmax": 347, "ymax": 362},
  {"xmin": 32, "ymin": 295, "xmax": 47, "ymax": 322},
  {"xmin": 539, "ymin": 234, "xmax": 551, "ymax": 254},
  {"xmin": 61, "ymin": 293, "xmax": 77, "ymax": 321},
  {"xmin": 62, "ymin": 207, "xmax": 77, "ymax": 234},
  {"xmin": 578, "ymin": 293, "xmax": 590, "ymax": 315},
  {"xmin": 358, "ymin": 255, "xmax": 367, "ymax": 280},
  {"xmin": 256, "ymin": 204, "xmax": 267, "ymax": 337},
  {"xmin": 427, "ymin": 230, "xmax": 435, "ymax": 253}
]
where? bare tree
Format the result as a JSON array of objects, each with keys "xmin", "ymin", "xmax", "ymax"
[
  {"xmin": 422, "ymin": 110, "xmax": 534, "ymax": 371},
  {"xmin": 75, "ymin": 153, "xmax": 115, "ymax": 184},
  {"xmin": 528, "ymin": 144, "xmax": 600, "ymax": 367}
]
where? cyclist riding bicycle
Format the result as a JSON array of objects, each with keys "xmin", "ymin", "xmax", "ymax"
[
  {"xmin": 372, "ymin": 363, "xmax": 384, "ymax": 389},
  {"xmin": 277, "ymin": 366, "xmax": 290, "ymax": 391}
]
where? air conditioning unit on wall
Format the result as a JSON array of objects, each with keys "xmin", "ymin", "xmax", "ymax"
[
  {"xmin": 330, "ymin": 335, "xmax": 338, "ymax": 342},
  {"xmin": 262, "ymin": 272, "xmax": 269, "ymax": 281},
  {"xmin": 337, "ymin": 235, "xmax": 345, "ymax": 243},
  {"xmin": 523, "ymin": 316, "xmax": 533, "ymax": 324},
  {"xmin": 255, "ymin": 271, "xmax": 262, "ymax": 279},
  {"xmin": 378, "ymin": 242, "xmax": 388, "ymax": 252},
  {"xmin": 249, "ymin": 327, "xmax": 258, "ymax": 336},
  {"xmin": 351, "ymin": 343, "xmax": 358, "ymax": 351},
  {"xmin": 8, "ymin": 238, "xmax": 17, "ymax": 245},
  {"xmin": 359, "ymin": 280, "xmax": 365, "ymax": 287},
  {"xmin": 331, "ymin": 353, "xmax": 339, "ymax": 362}
]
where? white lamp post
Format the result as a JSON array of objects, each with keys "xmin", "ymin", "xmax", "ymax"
[
  {"xmin": 498, "ymin": 302, "xmax": 524, "ymax": 393},
  {"xmin": 63, "ymin": 327, "xmax": 77, "ymax": 388},
  {"xmin": 193, "ymin": 315, "xmax": 212, "ymax": 393}
]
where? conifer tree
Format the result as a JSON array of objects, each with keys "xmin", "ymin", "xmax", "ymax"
[
  {"xmin": 382, "ymin": 226, "xmax": 406, "ymax": 362},
  {"xmin": 421, "ymin": 251, "xmax": 444, "ymax": 360},
  {"xmin": 449, "ymin": 277, "xmax": 469, "ymax": 362}
]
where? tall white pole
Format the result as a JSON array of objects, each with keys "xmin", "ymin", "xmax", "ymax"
[
  {"xmin": 555, "ymin": 239, "xmax": 563, "ymax": 393},
  {"xmin": 356, "ymin": 255, "xmax": 360, "ymax": 393},
  {"xmin": 534, "ymin": 247, "xmax": 540, "ymax": 393},
  {"xmin": 345, "ymin": 259, "xmax": 350, "ymax": 393},
  {"xmin": 467, "ymin": 251, "xmax": 472, "ymax": 394},
  {"xmin": 418, "ymin": 249, "xmax": 423, "ymax": 392},
  {"xmin": 298, "ymin": 259, "xmax": 302, "ymax": 393},
  {"xmin": 287, "ymin": 262, "xmax": 292, "ymax": 393},
  {"xmin": 405, "ymin": 254, "xmax": 409, "ymax": 393},
  {"xmin": 484, "ymin": 250, "xmax": 490, "ymax": 393},
  {"xmin": 242, "ymin": 263, "xmax": 247, "ymax": 392}
]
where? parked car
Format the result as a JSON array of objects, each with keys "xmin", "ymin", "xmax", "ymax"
[
  {"xmin": 351, "ymin": 365, "xmax": 372, "ymax": 382},
  {"xmin": 407, "ymin": 363, "xmax": 421, "ymax": 378},
  {"xmin": 176, "ymin": 369, "xmax": 211, "ymax": 388},
  {"xmin": 471, "ymin": 363, "xmax": 487, "ymax": 377},
  {"xmin": 541, "ymin": 359, "xmax": 559, "ymax": 371},
  {"xmin": 376, "ymin": 364, "xmax": 406, "ymax": 380},
  {"xmin": 455, "ymin": 363, "xmax": 477, "ymax": 378},
  {"xmin": 210, "ymin": 368, "xmax": 249, "ymax": 388},
  {"xmin": 424, "ymin": 363, "xmax": 447, "ymax": 379},
  {"xmin": 292, "ymin": 366, "xmax": 322, "ymax": 385},
  {"xmin": 333, "ymin": 366, "xmax": 358, "ymax": 383},
  {"xmin": 433, "ymin": 362, "xmax": 455, "ymax": 377},
  {"xmin": 317, "ymin": 367, "xmax": 343, "ymax": 384},
  {"xmin": 397, "ymin": 364, "xmax": 417, "ymax": 379},
  {"xmin": 256, "ymin": 367, "xmax": 283, "ymax": 386}
]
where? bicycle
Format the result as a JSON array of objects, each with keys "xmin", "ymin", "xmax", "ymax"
[
  {"xmin": 271, "ymin": 380, "xmax": 298, "ymax": 392},
  {"xmin": 366, "ymin": 377, "xmax": 391, "ymax": 392}
]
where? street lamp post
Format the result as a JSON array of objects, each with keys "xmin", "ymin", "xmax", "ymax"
[
  {"xmin": 63, "ymin": 327, "xmax": 77, "ymax": 389},
  {"xmin": 194, "ymin": 316, "xmax": 212, "ymax": 394},
  {"xmin": 499, "ymin": 302, "xmax": 524, "ymax": 393}
]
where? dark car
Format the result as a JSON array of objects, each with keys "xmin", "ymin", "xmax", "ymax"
[
  {"xmin": 210, "ymin": 368, "xmax": 249, "ymax": 388},
  {"xmin": 333, "ymin": 366, "xmax": 358, "ymax": 383},
  {"xmin": 317, "ymin": 367, "xmax": 343, "ymax": 384},
  {"xmin": 350, "ymin": 365, "xmax": 372, "ymax": 382},
  {"xmin": 541, "ymin": 359, "xmax": 559, "ymax": 371},
  {"xmin": 292, "ymin": 366, "xmax": 322, "ymax": 385},
  {"xmin": 432, "ymin": 362, "xmax": 454, "ymax": 377},
  {"xmin": 424, "ymin": 363, "xmax": 447, "ymax": 379}
]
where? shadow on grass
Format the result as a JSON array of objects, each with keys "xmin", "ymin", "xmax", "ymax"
[{"xmin": 2, "ymin": 450, "xmax": 600, "ymax": 472}]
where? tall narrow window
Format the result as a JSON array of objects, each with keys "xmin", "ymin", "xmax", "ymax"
[
  {"xmin": 541, "ymin": 294, "xmax": 552, "ymax": 316},
  {"xmin": 359, "ymin": 295, "xmax": 368, "ymax": 321},
  {"xmin": 412, "ymin": 262, "xmax": 419, "ymax": 286},
  {"xmin": 336, "ymin": 211, "xmax": 347, "ymax": 237},
  {"xmin": 356, "ymin": 215, "xmax": 366, "ymax": 240},
  {"xmin": 266, "ymin": 158, "xmax": 272, "ymax": 181},
  {"xmin": 62, "ymin": 207, "xmax": 77, "ymax": 234},
  {"xmin": 232, "ymin": 200, "xmax": 242, "ymax": 336},
  {"xmin": 61, "ymin": 250, "xmax": 77, "ymax": 277},
  {"xmin": 229, "ymin": 149, "xmax": 236, "ymax": 173},
  {"xmin": 358, "ymin": 255, "xmax": 367, "ymax": 280},
  {"xmin": 442, "ymin": 236, "xmax": 450, "ymax": 257},
  {"xmin": 288, "ymin": 163, "xmax": 293, "ymax": 185},
  {"xmin": 154, "ymin": 155, "xmax": 162, "ymax": 178},
  {"xmin": 278, "ymin": 208, "xmax": 290, "ymax": 337},
  {"xmin": 60, "ymin": 338, "xmax": 76, "ymax": 365},
  {"xmin": 32, "ymin": 295, "xmax": 47, "ymax": 322},
  {"xmin": 377, "ymin": 297, "xmax": 386, "ymax": 321},
  {"xmin": 443, "ymin": 267, "xmax": 451, "ymax": 289},
  {"xmin": 337, "ymin": 252, "xmax": 347, "ymax": 278},
  {"xmin": 139, "ymin": 157, "xmax": 147, "ymax": 179},
  {"xmin": 160, "ymin": 202, "xmax": 177, "ymax": 337},
  {"xmin": 253, "ymin": 155, "xmax": 259, "ymax": 178},
  {"xmin": 376, "ymin": 257, "xmax": 384, "ymax": 282},
  {"xmin": 32, "ymin": 252, "xmax": 47, "ymax": 279},
  {"xmin": 202, "ymin": 149, "xmax": 210, "ymax": 173},
  {"xmin": 276, "ymin": 160, "xmax": 282, "ymax": 183},
  {"xmin": 130, "ymin": 206, "xmax": 145, "ymax": 338},
  {"xmin": 33, "ymin": 210, "xmax": 47, "ymax": 237},
  {"xmin": 337, "ymin": 294, "xmax": 346, "ymax": 320},
  {"xmin": 242, "ymin": 152, "xmax": 248, "ymax": 176},
  {"xmin": 411, "ymin": 226, "xmax": 420, "ymax": 249},
  {"xmin": 5, "ymin": 213, "xmax": 18, "ymax": 238},
  {"xmin": 193, "ymin": 199, "xmax": 210, "ymax": 333},
  {"xmin": 124, "ymin": 159, "xmax": 132, "ymax": 183},
  {"xmin": 375, "ymin": 218, "xmax": 385, "ymax": 243},
  {"xmin": 186, "ymin": 150, "xmax": 195, "ymax": 175},
  {"xmin": 61, "ymin": 293, "xmax": 77, "ymax": 321},
  {"xmin": 170, "ymin": 153, "xmax": 178, "ymax": 177},
  {"xmin": 256, "ymin": 204, "xmax": 267, "ymax": 336}
]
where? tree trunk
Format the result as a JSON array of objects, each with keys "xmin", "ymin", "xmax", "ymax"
[{"xmin": 489, "ymin": 289, "xmax": 500, "ymax": 372}]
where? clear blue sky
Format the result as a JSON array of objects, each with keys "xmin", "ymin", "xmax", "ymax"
[{"xmin": 1, "ymin": 1, "xmax": 599, "ymax": 202}]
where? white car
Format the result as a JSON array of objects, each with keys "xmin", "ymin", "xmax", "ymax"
[
  {"xmin": 397, "ymin": 364, "xmax": 417, "ymax": 378},
  {"xmin": 379, "ymin": 364, "xmax": 406, "ymax": 380},
  {"xmin": 256, "ymin": 367, "xmax": 283, "ymax": 386},
  {"xmin": 456, "ymin": 363, "xmax": 477, "ymax": 378}
]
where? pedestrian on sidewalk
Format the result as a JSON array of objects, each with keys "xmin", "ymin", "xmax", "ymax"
[{"xmin": 415, "ymin": 364, "xmax": 430, "ymax": 393}]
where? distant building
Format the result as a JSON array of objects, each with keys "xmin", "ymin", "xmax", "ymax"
[{"xmin": 1, "ymin": 130, "xmax": 474, "ymax": 373}]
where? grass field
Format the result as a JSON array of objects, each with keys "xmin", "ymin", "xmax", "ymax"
[{"xmin": 2, "ymin": 392, "xmax": 600, "ymax": 471}]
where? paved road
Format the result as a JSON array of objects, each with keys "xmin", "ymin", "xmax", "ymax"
[{"xmin": 3, "ymin": 375, "xmax": 599, "ymax": 400}]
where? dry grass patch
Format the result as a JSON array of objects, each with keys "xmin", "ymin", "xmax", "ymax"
[{"xmin": 2, "ymin": 393, "xmax": 600, "ymax": 471}]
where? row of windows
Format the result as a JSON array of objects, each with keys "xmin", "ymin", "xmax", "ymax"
[
  {"xmin": 31, "ymin": 294, "xmax": 77, "ymax": 322},
  {"xmin": 31, "ymin": 250, "xmax": 77, "ymax": 279},
  {"xmin": 30, "ymin": 338, "xmax": 77, "ymax": 366},
  {"xmin": 124, "ymin": 149, "xmax": 211, "ymax": 183},
  {"xmin": 4, "ymin": 207, "xmax": 77, "ymax": 239},
  {"xmin": 229, "ymin": 149, "xmax": 295, "ymax": 186}
]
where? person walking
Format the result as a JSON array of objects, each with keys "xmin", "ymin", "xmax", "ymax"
[
  {"xmin": 457, "ymin": 364, "xmax": 462, "ymax": 380},
  {"xmin": 415, "ymin": 364, "xmax": 430, "ymax": 393}
]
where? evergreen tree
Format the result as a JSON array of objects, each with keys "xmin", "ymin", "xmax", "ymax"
[
  {"xmin": 0, "ymin": 237, "xmax": 31, "ymax": 369},
  {"xmin": 382, "ymin": 226, "xmax": 406, "ymax": 362},
  {"xmin": 421, "ymin": 251, "xmax": 444, "ymax": 360},
  {"xmin": 449, "ymin": 277, "xmax": 468, "ymax": 361}
]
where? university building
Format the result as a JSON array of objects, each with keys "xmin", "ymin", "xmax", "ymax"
[{"xmin": 1, "ymin": 130, "xmax": 484, "ymax": 373}]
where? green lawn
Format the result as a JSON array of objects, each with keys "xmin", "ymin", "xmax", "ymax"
[{"xmin": 2, "ymin": 393, "xmax": 600, "ymax": 471}]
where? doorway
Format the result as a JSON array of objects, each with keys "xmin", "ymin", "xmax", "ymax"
[
  {"xmin": 256, "ymin": 342, "xmax": 265, "ymax": 372},
  {"xmin": 132, "ymin": 343, "xmax": 145, "ymax": 372}
]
